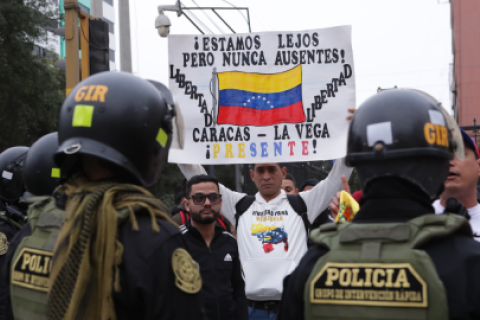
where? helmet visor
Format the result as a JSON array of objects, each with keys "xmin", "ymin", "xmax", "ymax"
[{"xmin": 147, "ymin": 79, "xmax": 184, "ymax": 149}]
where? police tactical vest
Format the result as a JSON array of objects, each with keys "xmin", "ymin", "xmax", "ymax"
[
  {"xmin": 10, "ymin": 196, "xmax": 64, "ymax": 320},
  {"xmin": 304, "ymin": 214, "xmax": 472, "ymax": 320}
]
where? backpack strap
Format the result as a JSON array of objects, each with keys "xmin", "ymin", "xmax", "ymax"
[
  {"xmin": 217, "ymin": 213, "xmax": 227, "ymax": 231},
  {"xmin": 234, "ymin": 195, "xmax": 255, "ymax": 229},
  {"xmin": 218, "ymin": 213, "xmax": 233, "ymax": 233},
  {"xmin": 287, "ymin": 194, "xmax": 311, "ymax": 234},
  {"xmin": 179, "ymin": 211, "xmax": 187, "ymax": 225}
]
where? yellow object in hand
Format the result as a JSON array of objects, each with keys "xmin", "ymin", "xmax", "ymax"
[{"xmin": 335, "ymin": 190, "xmax": 360, "ymax": 223}]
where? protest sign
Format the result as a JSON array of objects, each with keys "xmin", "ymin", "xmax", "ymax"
[{"xmin": 167, "ymin": 25, "xmax": 355, "ymax": 164}]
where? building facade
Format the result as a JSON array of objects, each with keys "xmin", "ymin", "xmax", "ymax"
[
  {"xmin": 36, "ymin": 0, "xmax": 117, "ymax": 71},
  {"xmin": 450, "ymin": 0, "xmax": 480, "ymax": 143}
]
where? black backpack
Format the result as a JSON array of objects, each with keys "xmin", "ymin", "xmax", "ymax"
[{"xmin": 234, "ymin": 194, "xmax": 311, "ymax": 234}]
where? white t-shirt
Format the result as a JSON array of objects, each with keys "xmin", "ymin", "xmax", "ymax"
[
  {"xmin": 433, "ymin": 199, "xmax": 480, "ymax": 242},
  {"xmin": 179, "ymin": 159, "xmax": 353, "ymax": 301}
]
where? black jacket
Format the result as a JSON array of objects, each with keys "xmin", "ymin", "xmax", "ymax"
[
  {"xmin": 181, "ymin": 220, "xmax": 248, "ymax": 320},
  {"xmin": 0, "ymin": 220, "xmax": 26, "ymax": 320},
  {"xmin": 278, "ymin": 178, "xmax": 480, "ymax": 320},
  {"xmin": 114, "ymin": 212, "xmax": 204, "ymax": 320},
  {"xmin": 1, "ymin": 208, "xmax": 204, "ymax": 320}
]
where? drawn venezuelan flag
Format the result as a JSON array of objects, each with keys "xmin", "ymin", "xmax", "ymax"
[{"xmin": 217, "ymin": 65, "xmax": 305, "ymax": 126}]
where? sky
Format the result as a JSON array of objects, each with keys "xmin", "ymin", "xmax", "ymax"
[{"xmin": 120, "ymin": 0, "xmax": 453, "ymax": 111}]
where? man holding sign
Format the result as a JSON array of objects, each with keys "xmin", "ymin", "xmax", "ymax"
[{"xmin": 179, "ymin": 115, "xmax": 353, "ymax": 319}]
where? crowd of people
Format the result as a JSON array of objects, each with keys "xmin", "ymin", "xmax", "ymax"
[{"xmin": 0, "ymin": 71, "xmax": 478, "ymax": 320}]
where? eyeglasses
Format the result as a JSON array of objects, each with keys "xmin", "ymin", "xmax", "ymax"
[{"xmin": 187, "ymin": 193, "xmax": 222, "ymax": 205}]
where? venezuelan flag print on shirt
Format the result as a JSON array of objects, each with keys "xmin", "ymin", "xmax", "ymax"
[{"xmin": 217, "ymin": 65, "xmax": 305, "ymax": 126}]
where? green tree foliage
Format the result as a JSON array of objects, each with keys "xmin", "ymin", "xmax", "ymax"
[{"xmin": 0, "ymin": 0, "xmax": 65, "ymax": 151}]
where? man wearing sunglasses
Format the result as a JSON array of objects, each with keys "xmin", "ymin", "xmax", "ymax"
[{"xmin": 180, "ymin": 175, "xmax": 248, "ymax": 320}]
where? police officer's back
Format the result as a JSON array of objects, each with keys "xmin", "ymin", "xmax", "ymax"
[
  {"xmin": 0, "ymin": 132, "xmax": 63, "ymax": 320},
  {"xmin": 0, "ymin": 147, "xmax": 29, "ymax": 281},
  {"xmin": 278, "ymin": 89, "xmax": 480, "ymax": 320},
  {"xmin": 43, "ymin": 72, "xmax": 202, "ymax": 320}
]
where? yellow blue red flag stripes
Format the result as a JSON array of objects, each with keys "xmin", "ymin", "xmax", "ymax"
[{"xmin": 217, "ymin": 65, "xmax": 305, "ymax": 126}]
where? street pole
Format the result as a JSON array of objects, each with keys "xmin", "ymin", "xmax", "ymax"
[
  {"xmin": 64, "ymin": 0, "xmax": 80, "ymax": 95},
  {"xmin": 235, "ymin": 164, "xmax": 242, "ymax": 192},
  {"xmin": 119, "ymin": 0, "xmax": 133, "ymax": 73},
  {"xmin": 90, "ymin": 0, "xmax": 103, "ymax": 18},
  {"xmin": 80, "ymin": 18, "xmax": 90, "ymax": 80}
]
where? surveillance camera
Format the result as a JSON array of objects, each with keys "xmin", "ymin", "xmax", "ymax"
[
  {"xmin": 157, "ymin": 26, "xmax": 170, "ymax": 38},
  {"xmin": 155, "ymin": 13, "xmax": 171, "ymax": 38}
]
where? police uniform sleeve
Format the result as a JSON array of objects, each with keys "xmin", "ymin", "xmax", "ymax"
[
  {"xmin": 114, "ymin": 217, "xmax": 205, "ymax": 320},
  {"xmin": 178, "ymin": 163, "xmax": 245, "ymax": 222},
  {"xmin": 148, "ymin": 234, "xmax": 204, "ymax": 320},
  {"xmin": 0, "ymin": 223, "xmax": 32, "ymax": 320},
  {"xmin": 277, "ymin": 245, "xmax": 328, "ymax": 320},
  {"xmin": 0, "ymin": 221, "xmax": 21, "ymax": 289},
  {"xmin": 299, "ymin": 158, "xmax": 353, "ymax": 223}
]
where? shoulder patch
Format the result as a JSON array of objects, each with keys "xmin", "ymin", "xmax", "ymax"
[
  {"xmin": 172, "ymin": 248, "xmax": 202, "ymax": 294},
  {"xmin": 11, "ymin": 247, "xmax": 53, "ymax": 292},
  {"xmin": 310, "ymin": 262, "xmax": 427, "ymax": 308},
  {"xmin": 0, "ymin": 232, "xmax": 8, "ymax": 255}
]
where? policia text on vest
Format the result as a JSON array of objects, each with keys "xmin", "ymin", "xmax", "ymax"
[
  {"xmin": 310, "ymin": 262, "xmax": 426, "ymax": 307},
  {"xmin": 11, "ymin": 247, "xmax": 52, "ymax": 292}
]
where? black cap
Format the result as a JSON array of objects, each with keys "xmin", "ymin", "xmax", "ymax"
[{"xmin": 301, "ymin": 178, "xmax": 320, "ymax": 191}]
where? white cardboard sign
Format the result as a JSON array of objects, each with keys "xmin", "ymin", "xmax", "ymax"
[{"xmin": 168, "ymin": 25, "xmax": 355, "ymax": 164}]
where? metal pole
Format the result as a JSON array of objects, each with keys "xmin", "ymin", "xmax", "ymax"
[
  {"xmin": 90, "ymin": 0, "xmax": 103, "ymax": 18},
  {"xmin": 80, "ymin": 17, "xmax": 90, "ymax": 80},
  {"xmin": 246, "ymin": 9, "xmax": 251, "ymax": 33},
  {"xmin": 211, "ymin": 9, "xmax": 236, "ymax": 33},
  {"xmin": 211, "ymin": 67, "xmax": 218, "ymax": 126},
  {"xmin": 119, "ymin": 0, "xmax": 133, "ymax": 72},
  {"xmin": 235, "ymin": 164, "xmax": 242, "ymax": 192},
  {"xmin": 181, "ymin": 12, "xmax": 206, "ymax": 34},
  {"xmin": 64, "ymin": 0, "xmax": 80, "ymax": 96},
  {"xmin": 209, "ymin": 165, "xmax": 215, "ymax": 177}
]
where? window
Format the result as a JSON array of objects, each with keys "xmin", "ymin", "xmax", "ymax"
[
  {"xmin": 103, "ymin": 19, "xmax": 114, "ymax": 34},
  {"xmin": 109, "ymin": 49, "xmax": 115, "ymax": 62},
  {"xmin": 79, "ymin": 4, "xmax": 90, "ymax": 14},
  {"xmin": 33, "ymin": 45, "xmax": 54, "ymax": 58},
  {"xmin": 104, "ymin": 0, "xmax": 113, "ymax": 6}
]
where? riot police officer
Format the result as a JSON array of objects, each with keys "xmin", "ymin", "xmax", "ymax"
[
  {"xmin": 278, "ymin": 89, "xmax": 480, "ymax": 320},
  {"xmin": 0, "ymin": 132, "xmax": 63, "ymax": 320},
  {"xmin": 0, "ymin": 147, "xmax": 29, "ymax": 266},
  {"xmin": 44, "ymin": 72, "xmax": 202, "ymax": 320}
]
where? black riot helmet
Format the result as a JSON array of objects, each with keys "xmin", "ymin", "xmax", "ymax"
[
  {"xmin": 23, "ymin": 132, "xmax": 60, "ymax": 196},
  {"xmin": 346, "ymin": 89, "xmax": 463, "ymax": 199},
  {"xmin": 0, "ymin": 147, "xmax": 29, "ymax": 202},
  {"xmin": 55, "ymin": 72, "xmax": 176, "ymax": 187}
]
